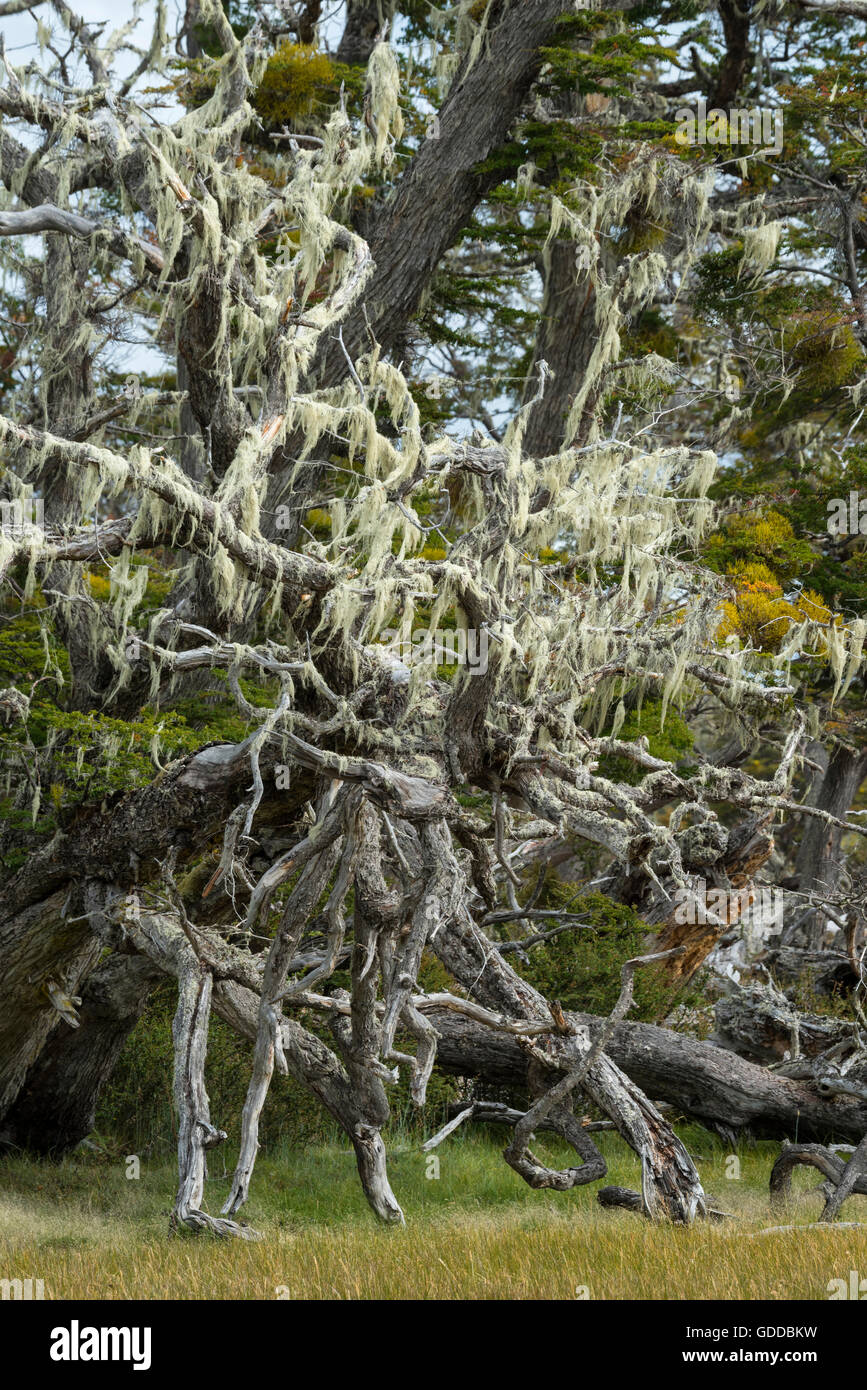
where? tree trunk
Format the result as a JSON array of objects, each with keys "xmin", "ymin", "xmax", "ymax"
[
  {"xmin": 820, "ymin": 1129, "xmax": 867, "ymax": 1221},
  {"xmin": 178, "ymin": 0, "xmax": 203, "ymax": 59},
  {"xmin": 10, "ymin": 941, "xmax": 867, "ymax": 1173},
  {"xmin": 711, "ymin": 985, "xmax": 854, "ymax": 1065},
  {"xmin": 171, "ymin": 954, "xmax": 257, "ymax": 1238},
  {"xmin": 0, "ymin": 888, "xmax": 102, "ymax": 1125},
  {"xmin": 787, "ymin": 744, "xmax": 867, "ymax": 949},
  {"xmin": 0, "ymin": 751, "xmax": 313, "ymax": 1132},
  {"xmin": 0, "ymin": 951, "xmax": 160, "ymax": 1155},
  {"xmin": 606, "ymin": 811, "xmax": 775, "ymax": 993},
  {"xmin": 337, "ymin": 2, "xmax": 394, "ymax": 65},
  {"xmin": 521, "ymin": 242, "xmax": 597, "ymax": 456},
  {"xmin": 429, "ymin": 1006, "xmax": 867, "ymax": 1142},
  {"xmin": 214, "ymin": 979, "xmax": 405, "ymax": 1224},
  {"xmin": 324, "ymin": 0, "xmax": 571, "ymax": 371}
]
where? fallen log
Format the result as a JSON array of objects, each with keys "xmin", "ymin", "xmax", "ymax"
[
  {"xmin": 429, "ymin": 1007, "xmax": 867, "ymax": 1142},
  {"xmin": 711, "ymin": 985, "xmax": 857, "ymax": 1064},
  {"xmin": 765, "ymin": 946, "xmax": 858, "ymax": 997}
]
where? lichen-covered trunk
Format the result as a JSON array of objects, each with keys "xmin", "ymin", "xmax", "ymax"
[
  {"xmin": 170, "ymin": 950, "xmax": 257, "ymax": 1239},
  {"xmin": 521, "ymin": 241, "xmax": 597, "ymax": 456},
  {"xmin": 101, "ymin": 898, "xmax": 405, "ymax": 1229},
  {"xmin": 337, "ymin": 1, "xmax": 396, "ymax": 65}
]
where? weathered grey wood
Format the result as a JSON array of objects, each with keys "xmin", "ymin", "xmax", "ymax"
[
  {"xmin": 820, "ymin": 1130, "xmax": 867, "ymax": 1221},
  {"xmin": 787, "ymin": 745, "xmax": 867, "ymax": 948},
  {"xmin": 115, "ymin": 898, "xmax": 406, "ymax": 1226},
  {"xmin": 171, "ymin": 948, "xmax": 259, "ymax": 1239},
  {"xmin": 0, "ymin": 888, "xmax": 103, "ymax": 1125},
  {"xmin": 431, "ymin": 1008, "xmax": 867, "ymax": 1142},
  {"xmin": 427, "ymin": 824, "xmax": 708, "ymax": 1222},
  {"xmin": 770, "ymin": 1139, "xmax": 867, "ymax": 1219},
  {"xmin": 223, "ymin": 803, "xmax": 345, "ymax": 1217},
  {"xmin": 712, "ymin": 986, "xmax": 856, "ymax": 1064},
  {"xmin": 0, "ymin": 203, "xmax": 164, "ymax": 269}
]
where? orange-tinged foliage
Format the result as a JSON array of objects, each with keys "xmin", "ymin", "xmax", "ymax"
[
  {"xmin": 717, "ymin": 562, "xmax": 838, "ymax": 652},
  {"xmin": 704, "ymin": 509, "xmax": 813, "ymax": 582}
]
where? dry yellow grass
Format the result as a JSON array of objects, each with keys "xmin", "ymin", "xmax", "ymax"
[{"xmin": 1, "ymin": 1134, "xmax": 865, "ymax": 1300}]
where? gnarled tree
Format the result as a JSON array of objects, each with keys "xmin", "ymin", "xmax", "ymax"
[{"xmin": 2, "ymin": 0, "xmax": 867, "ymax": 1236}]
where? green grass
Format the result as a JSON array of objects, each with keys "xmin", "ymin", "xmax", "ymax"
[{"xmin": 1, "ymin": 1129, "xmax": 865, "ymax": 1299}]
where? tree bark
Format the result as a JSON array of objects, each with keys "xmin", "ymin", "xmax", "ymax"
[
  {"xmin": 322, "ymin": 0, "xmax": 574, "ymax": 373},
  {"xmin": 336, "ymin": 1, "xmax": 394, "ymax": 65},
  {"xmin": 787, "ymin": 744, "xmax": 867, "ymax": 948},
  {"xmin": 711, "ymin": 985, "xmax": 855, "ymax": 1065},
  {"xmin": 770, "ymin": 1139, "xmax": 867, "ymax": 1212},
  {"xmin": 0, "ymin": 888, "xmax": 102, "ymax": 1125},
  {"xmin": 0, "ymin": 951, "xmax": 160, "ymax": 1155},
  {"xmin": 171, "ymin": 954, "xmax": 257, "ymax": 1238},
  {"xmin": 429, "ymin": 1006, "xmax": 867, "ymax": 1142},
  {"xmin": 820, "ymin": 1129, "xmax": 867, "ymax": 1221},
  {"xmin": 521, "ymin": 242, "xmax": 597, "ymax": 456},
  {"xmin": 427, "ymin": 828, "xmax": 708, "ymax": 1221}
]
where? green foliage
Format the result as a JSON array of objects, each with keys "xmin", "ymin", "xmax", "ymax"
[
  {"xmin": 31, "ymin": 705, "xmax": 201, "ymax": 791},
  {"xmin": 252, "ymin": 43, "xmax": 344, "ymax": 129},
  {"xmin": 506, "ymin": 882, "xmax": 707, "ymax": 1020},
  {"xmin": 541, "ymin": 22, "xmax": 677, "ymax": 104},
  {"xmin": 172, "ymin": 40, "xmax": 363, "ymax": 142},
  {"xmin": 0, "ymin": 576, "xmax": 263, "ymax": 875},
  {"xmin": 597, "ymin": 699, "xmax": 694, "ymax": 784},
  {"xmin": 703, "ymin": 509, "xmax": 814, "ymax": 584},
  {"xmin": 97, "ymin": 982, "xmax": 332, "ymax": 1155},
  {"xmin": 0, "ymin": 597, "xmax": 69, "ymax": 689},
  {"xmin": 693, "ymin": 245, "xmax": 761, "ymax": 321},
  {"xmin": 97, "ymin": 954, "xmax": 462, "ymax": 1153}
]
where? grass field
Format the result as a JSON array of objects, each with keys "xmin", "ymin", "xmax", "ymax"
[{"xmin": 1, "ymin": 1129, "xmax": 865, "ymax": 1300}]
